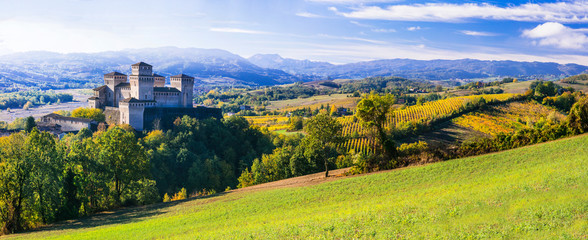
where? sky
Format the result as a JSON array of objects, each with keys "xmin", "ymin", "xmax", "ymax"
[{"xmin": 0, "ymin": 0, "xmax": 587, "ymax": 65}]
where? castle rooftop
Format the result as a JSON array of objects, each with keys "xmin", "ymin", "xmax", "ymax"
[
  {"xmin": 132, "ymin": 62, "xmax": 152, "ymax": 67},
  {"xmin": 115, "ymin": 82, "xmax": 131, "ymax": 88},
  {"xmin": 93, "ymin": 85, "xmax": 107, "ymax": 91},
  {"xmin": 104, "ymin": 71, "xmax": 126, "ymax": 76},
  {"xmin": 154, "ymin": 87, "xmax": 181, "ymax": 93}
]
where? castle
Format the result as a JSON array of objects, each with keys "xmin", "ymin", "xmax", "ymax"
[{"xmin": 88, "ymin": 62, "xmax": 221, "ymax": 130}]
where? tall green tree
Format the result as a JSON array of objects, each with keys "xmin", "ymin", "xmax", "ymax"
[
  {"xmin": 304, "ymin": 113, "xmax": 344, "ymax": 177},
  {"xmin": 25, "ymin": 128, "xmax": 61, "ymax": 224},
  {"xmin": 94, "ymin": 126, "xmax": 149, "ymax": 205},
  {"xmin": 355, "ymin": 93, "xmax": 397, "ymax": 169},
  {"xmin": 24, "ymin": 116, "xmax": 35, "ymax": 133},
  {"xmin": 0, "ymin": 133, "xmax": 29, "ymax": 234}
]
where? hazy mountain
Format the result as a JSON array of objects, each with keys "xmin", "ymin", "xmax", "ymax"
[
  {"xmin": 1, "ymin": 47, "xmax": 587, "ymax": 91},
  {"xmin": 0, "ymin": 47, "xmax": 306, "ymax": 89},
  {"xmin": 248, "ymin": 56, "xmax": 588, "ymax": 80},
  {"xmin": 248, "ymin": 54, "xmax": 334, "ymax": 76}
]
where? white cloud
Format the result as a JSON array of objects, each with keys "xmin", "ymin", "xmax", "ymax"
[
  {"xmin": 333, "ymin": 1, "xmax": 588, "ymax": 23},
  {"xmin": 350, "ymin": 21, "xmax": 372, "ymax": 28},
  {"xmin": 407, "ymin": 26, "xmax": 421, "ymax": 31},
  {"xmin": 296, "ymin": 12, "xmax": 323, "ymax": 18},
  {"xmin": 318, "ymin": 34, "xmax": 387, "ymax": 44},
  {"xmin": 371, "ymin": 28, "xmax": 396, "ymax": 33},
  {"xmin": 460, "ymin": 30, "xmax": 497, "ymax": 36},
  {"xmin": 522, "ymin": 22, "xmax": 588, "ymax": 49},
  {"xmin": 307, "ymin": 0, "xmax": 401, "ymax": 4},
  {"xmin": 209, "ymin": 28, "xmax": 269, "ymax": 35}
]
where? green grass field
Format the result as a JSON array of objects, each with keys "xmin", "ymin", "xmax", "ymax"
[{"xmin": 6, "ymin": 135, "xmax": 587, "ymax": 239}]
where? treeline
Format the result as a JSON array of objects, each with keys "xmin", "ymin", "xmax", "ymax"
[
  {"xmin": 457, "ymin": 77, "xmax": 517, "ymax": 90},
  {"xmin": 196, "ymin": 76, "xmax": 443, "ymax": 114},
  {"xmin": 0, "ymin": 127, "xmax": 153, "ymax": 234},
  {"xmin": 560, "ymin": 74, "xmax": 588, "ymax": 84},
  {"xmin": 0, "ymin": 116, "xmax": 275, "ymax": 234},
  {"xmin": 0, "ymin": 91, "xmax": 73, "ymax": 110},
  {"xmin": 338, "ymin": 76, "xmax": 440, "ymax": 95}
]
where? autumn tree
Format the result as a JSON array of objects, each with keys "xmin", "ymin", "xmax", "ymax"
[
  {"xmin": 567, "ymin": 97, "xmax": 588, "ymax": 133},
  {"xmin": 71, "ymin": 107, "xmax": 105, "ymax": 122}
]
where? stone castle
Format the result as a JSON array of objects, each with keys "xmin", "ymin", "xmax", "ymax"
[{"xmin": 88, "ymin": 62, "xmax": 221, "ymax": 130}]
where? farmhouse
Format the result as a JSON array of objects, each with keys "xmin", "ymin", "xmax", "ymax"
[
  {"xmin": 40, "ymin": 113, "xmax": 96, "ymax": 132},
  {"xmin": 88, "ymin": 62, "xmax": 221, "ymax": 130}
]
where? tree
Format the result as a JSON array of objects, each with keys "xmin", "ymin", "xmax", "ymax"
[
  {"xmin": 24, "ymin": 116, "xmax": 35, "ymax": 133},
  {"xmin": 567, "ymin": 97, "xmax": 588, "ymax": 133},
  {"xmin": 304, "ymin": 113, "xmax": 344, "ymax": 177},
  {"xmin": 25, "ymin": 128, "xmax": 61, "ymax": 224},
  {"xmin": 71, "ymin": 107, "xmax": 105, "ymax": 122},
  {"xmin": 355, "ymin": 93, "xmax": 397, "ymax": 169},
  {"xmin": 94, "ymin": 126, "xmax": 149, "ymax": 205},
  {"xmin": 0, "ymin": 133, "xmax": 29, "ymax": 233},
  {"xmin": 288, "ymin": 116, "xmax": 303, "ymax": 131}
]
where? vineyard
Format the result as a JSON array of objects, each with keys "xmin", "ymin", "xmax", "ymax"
[
  {"xmin": 452, "ymin": 101, "xmax": 565, "ymax": 136},
  {"xmin": 339, "ymin": 94, "xmax": 519, "ymax": 153},
  {"xmin": 244, "ymin": 115, "xmax": 290, "ymax": 131},
  {"xmin": 243, "ymin": 94, "xmax": 521, "ymax": 154}
]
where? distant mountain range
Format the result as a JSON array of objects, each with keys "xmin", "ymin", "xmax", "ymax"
[
  {"xmin": 0, "ymin": 47, "xmax": 586, "ymax": 89},
  {"xmin": 248, "ymin": 54, "xmax": 588, "ymax": 81}
]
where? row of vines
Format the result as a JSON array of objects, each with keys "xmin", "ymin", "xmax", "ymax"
[{"xmin": 339, "ymin": 93, "xmax": 519, "ymax": 153}]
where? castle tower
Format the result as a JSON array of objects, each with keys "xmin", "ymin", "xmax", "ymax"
[
  {"xmin": 129, "ymin": 62, "xmax": 154, "ymax": 101},
  {"xmin": 170, "ymin": 74, "xmax": 194, "ymax": 108},
  {"xmin": 104, "ymin": 72, "xmax": 127, "ymax": 106},
  {"xmin": 119, "ymin": 98, "xmax": 145, "ymax": 131},
  {"xmin": 153, "ymin": 73, "xmax": 165, "ymax": 87}
]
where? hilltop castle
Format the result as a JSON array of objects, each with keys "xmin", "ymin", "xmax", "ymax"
[{"xmin": 88, "ymin": 62, "xmax": 221, "ymax": 130}]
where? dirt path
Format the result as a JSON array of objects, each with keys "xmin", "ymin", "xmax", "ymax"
[{"xmin": 234, "ymin": 168, "xmax": 351, "ymax": 193}]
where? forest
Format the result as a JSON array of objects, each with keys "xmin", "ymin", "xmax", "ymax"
[{"xmin": 0, "ymin": 91, "xmax": 73, "ymax": 110}]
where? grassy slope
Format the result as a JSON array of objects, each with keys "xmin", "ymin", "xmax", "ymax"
[{"xmin": 6, "ymin": 135, "xmax": 588, "ymax": 239}]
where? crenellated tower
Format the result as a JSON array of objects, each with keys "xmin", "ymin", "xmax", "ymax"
[
  {"xmin": 170, "ymin": 74, "xmax": 194, "ymax": 108},
  {"xmin": 104, "ymin": 72, "xmax": 127, "ymax": 106},
  {"xmin": 129, "ymin": 62, "xmax": 154, "ymax": 101}
]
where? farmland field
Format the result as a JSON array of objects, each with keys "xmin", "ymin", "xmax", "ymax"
[
  {"xmin": 266, "ymin": 94, "xmax": 359, "ymax": 111},
  {"xmin": 6, "ymin": 134, "xmax": 587, "ymax": 239},
  {"xmin": 452, "ymin": 101, "xmax": 565, "ymax": 136}
]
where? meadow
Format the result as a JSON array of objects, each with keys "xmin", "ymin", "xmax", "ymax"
[{"xmin": 7, "ymin": 134, "xmax": 587, "ymax": 239}]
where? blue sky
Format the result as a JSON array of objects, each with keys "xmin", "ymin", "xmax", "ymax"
[{"xmin": 0, "ymin": 0, "xmax": 587, "ymax": 64}]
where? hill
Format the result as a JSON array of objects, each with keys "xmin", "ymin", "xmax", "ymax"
[
  {"xmin": 0, "ymin": 47, "xmax": 307, "ymax": 89},
  {"xmin": 7, "ymin": 134, "xmax": 587, "ymax": 239}
]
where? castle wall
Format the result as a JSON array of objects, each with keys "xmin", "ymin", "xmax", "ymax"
[
  {"xmin": 40, "ymin": 115, "xmax": 94, "ymax": 132},
  {"xmin": 104, "ymin": 107, "xmax": 120, "ymax": 125},
  {"xmin": 130, "ymin": 76, "xmax": 154, "ymax": 101},
  {"xmin": 154, "ymin": 91, "xmax": 181, "ymax": 107},
  {"xmin": 88, "ymin": 99, "xmax": 100, "ymax": 108},
  {"xmin": 120, "ymin": 102, "xmax": 145, "ymax": 131}
]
